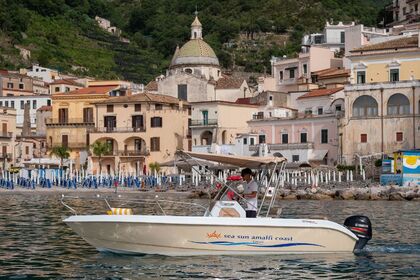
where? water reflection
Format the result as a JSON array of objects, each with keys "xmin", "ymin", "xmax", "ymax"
[{"xmin": 0, "ymin": 193, "xmax": 418, "ymax": 279}]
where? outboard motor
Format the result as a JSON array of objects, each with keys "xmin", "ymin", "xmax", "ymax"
[{"xmin": 344, "ymin": 215, "xmax": 372, "ymax": 250}]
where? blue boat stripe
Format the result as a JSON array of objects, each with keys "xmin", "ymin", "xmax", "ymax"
[{"xmin": 189, "ymin": 241, "xmax": 324, "ymax": 248}]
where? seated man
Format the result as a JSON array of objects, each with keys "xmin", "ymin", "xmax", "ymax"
[{"xmin": 241, "ymin": 168, "xmax": 258, "ymax": 218}]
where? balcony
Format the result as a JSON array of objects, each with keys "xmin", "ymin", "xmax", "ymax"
[
  {"xmin": 190, "ymin": 119, "xmax": 218, "ymax": 127},
  {"xmin": 0, "ymin": 132, "xmax": 13, "ymax": 138},
  {"xmin": 118, "ymin": 149, "xmax": 150, "ymax": 157},
  {"xmin": 97, "ymin": 149, "xmax": 150, "ymax": 157},
  {"xmin": 249, "ymin": 142, "xmax": 314, "ymax": 151},
  {"xmin": 47, "ymin": 142, "xmax": 88, "ymax": 149},
  {"xmin": 46, "ymin": 118, "xmax": 95, "ymax": 126},
  {"xmin": 279, "ymin": 78, "xmax": 297, "ymax": 85},
  {"xmin": 92, "ymin": 127, "xmax": 146, "ymax": 133}
]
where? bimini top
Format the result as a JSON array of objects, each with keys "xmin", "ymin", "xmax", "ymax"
[{"xmin": 179, "ymin": 151, "xmax": 285, "ymax": 168}]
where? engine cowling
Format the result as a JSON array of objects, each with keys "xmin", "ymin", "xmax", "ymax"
[{"xmin": 344, "ymin": 215, "xmax": 372, "ymax": 251}]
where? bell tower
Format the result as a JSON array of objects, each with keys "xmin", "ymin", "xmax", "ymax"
[{"xmin": 191, "ymin": 10, "xmax": 202, "ymax": 40}]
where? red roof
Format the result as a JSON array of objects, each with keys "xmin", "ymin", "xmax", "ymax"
[
  {"xmin": 350, "ymin": 35, "xmax": 418, "ymax": 53},
  {"xmin": 49, "ymin": 79, "xmax": 83, "ymax": 87},
  {"xmin": 235, "ymin": 97, "xmax": 252, "ymax": 105},
  {"xmin": 297, "ymin": 87, "xmax": 343, "ymax": 99},
  {"xmin": 312, "ymin": 68, "xmax": 350, "ymax": 78},
  {"xmin": 37, "ymin": 105, "xmax": 52, "ymax": 112},
  {"xmin": 145, "ymin": 80, "xmax": 158, "ymax": 91},
  {"xmin": 54, "ymin": 86, "xmax": 117, "ymax": 96},
  {"xmin": 215, "ymin": 75, "xmax": 244, "ymax": 89}
]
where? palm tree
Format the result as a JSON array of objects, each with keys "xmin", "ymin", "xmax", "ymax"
[
  {"xmin": 148, "ymin": 162, "xmax": 161, "ymax": 175},
  {"xmin": 50, "ymin": 146, "xmax": 70, "ymax": 170},
  {"xmin": 91, "ymin": 141, "xmax": 111, "ymax": 174}
]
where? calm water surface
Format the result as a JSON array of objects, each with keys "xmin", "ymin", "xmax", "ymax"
[{"xmin": 0, "ymin": 192, "xmax": 419, "ymax": 279}]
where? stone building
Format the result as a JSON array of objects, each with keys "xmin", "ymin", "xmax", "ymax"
[{"xmin": 342, "ymin": 35, "xmax": 420, "ymax": 164}]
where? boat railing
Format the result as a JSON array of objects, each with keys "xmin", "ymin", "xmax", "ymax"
[
  {"xmin": 60, "ymin": 194, "xmax": 208, "ymax": 216},
  {"xmin": 176, "ymin": 151, "xmax": 286, "ymax": 217}
]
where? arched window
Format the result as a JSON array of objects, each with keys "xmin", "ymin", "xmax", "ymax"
[
  {"xmin": 352, "ymin": 95, "xmax": 378, "ymax": 117},
  {"xmin": 387, "ymin": 93, "xmax": 410, "ymax": 115}
]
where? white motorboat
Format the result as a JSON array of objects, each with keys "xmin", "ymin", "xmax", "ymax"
[{"xmin": 63, "ymin": 152, "xmax": 372, "ymax": 256}]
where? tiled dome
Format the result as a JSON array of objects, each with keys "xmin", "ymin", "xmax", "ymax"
[{"xmin": 171, "ymin": 39, "xmax": 219, "ymax": 67}]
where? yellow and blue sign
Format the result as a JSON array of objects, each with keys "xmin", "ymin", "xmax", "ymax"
[
  {"xmin": 402, "ymin": 151, "xmax": 420, "ymax": 186},
  {"xmin": 381, "ymin": 150, "xmax": 420, "ymax": 186}
]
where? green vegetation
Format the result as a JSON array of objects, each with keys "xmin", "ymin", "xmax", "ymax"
[
  {"xmin": 148, "ymin": 162, "xmax": 161, "ymax": 174},
  {"xmin": 91, "ymin": 141, "xmax": 111, "ymax": 174},
  {"xmin": 0, "ymin": 0, "xmax": 390, "ymax": 83},
  {"xmin": 50, "ymin": 146, "xmax": 70, "ymax": 169}
]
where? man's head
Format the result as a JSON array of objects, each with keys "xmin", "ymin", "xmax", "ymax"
[{"xmin": 241, "ymin": 168, "xmax": 253, "ymax": 182}]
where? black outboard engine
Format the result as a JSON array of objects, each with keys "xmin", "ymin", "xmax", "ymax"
[{"xmin": 344, "ymin": 215, "xmax": 372, "ymax": 250}]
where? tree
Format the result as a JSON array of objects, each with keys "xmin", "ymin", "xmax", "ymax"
[
  {"xmin": 91, "ymin": 141, "xmax": 111, "ymax": 174},
  {"xmin": 50, "ymin": 146, "xmax": 70, "ymax": 169},
  {"xmin": 148, "ymin": 162, "xmax": 160, "ymax": 174}
]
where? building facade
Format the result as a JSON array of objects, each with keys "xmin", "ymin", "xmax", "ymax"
[
  {"xmin": 0, "ymin": 107, "xmax": 16, "ymax": 169},
  {"xmin": 49, "ymin": 79, "xmax": 84, "ymax": 94},
  {"xmin": 46, "ymin": 86, "xmax": 122, "ymax": 167},
  {"xmin": 302, "ymin": 21, "xmax": 356, "ymax": 53},
  {"xmin": 21, "ymin": 65, "xmax": 59, "ymax": 83},
  {"xmin": 89, "ymin": 93, "xmax": 190, "ymax": 175},
  {"xmin": 0, "ymin": 95, "xmax": 51, "ymax": 132},
  {"xmin": 261, "ymin": 46, "xmax": 342, "ymax": 93},
  {"xmin": 0, "ymin": 70, "xmax": 34, "ymax": 96},
  {"xmin": 342, "ymin": 35, "xmax": 420, "ymax": 164},
  {"xmin": 386, "ymin": 0, "xmax": 420, "ymax": 26},
  {"xmin": 191, "ymin": 101, "xmax": 259, "ymax": 154}
]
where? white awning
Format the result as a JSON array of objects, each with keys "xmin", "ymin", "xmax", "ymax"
[
  {"xmin": 309, "ymin": 150, "xmax": 328, "ymax": 161},
  {"xmin": 179, "ymin": 151, "xmax": 285, "ymax": 168}
]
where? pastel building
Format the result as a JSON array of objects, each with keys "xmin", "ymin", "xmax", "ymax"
[
  {"xmin": 21, "ymin": 65, "xmax": 59, "ymax": 83},
  {"xmin": 342, "ymin": 35, "xmax": 420, "ymax": 164},
  {"xmin": 0, "ymin": 70, "xmax": 34, "ymax": 96},
  {"xmin": 49, "ymin": 79, "xmax": 84, "ymax": 94},
  {"xmin": 191, "ymin": 101, "xmax": 259, "ymax": 154},
  {"xmin": 260, "ymin": 46, "xmax": 342, "ymax": 93},
  {"xmin": 46, "ymin": 86, "xmax": 125, "ymax": 167},
  {"xmin": 0, "ymin": 107, "xmax": 16, "ymax": 168},
  {"xmin": 247, "ymin": 88, "xmax": 345, "ymax": 165},
  {"xmin": 302, "ymin": 21, "xmax": 356, "ymax": 53},
  {"xmin": 0, "ymin": 95, "xmax": 51, "ymax": 132},
  {"xmin": 89, "ymin": 93, "xmax": 189, "ymax": 175}
]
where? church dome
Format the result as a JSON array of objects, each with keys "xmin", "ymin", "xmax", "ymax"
[{"xmin": 170, "ymin": 16, "xmax": 220, "ymax": 68}]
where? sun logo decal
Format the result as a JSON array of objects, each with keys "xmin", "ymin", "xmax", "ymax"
[{"xmin": 207, "ymin": 231, "xmax": 222, "ymax": 239}]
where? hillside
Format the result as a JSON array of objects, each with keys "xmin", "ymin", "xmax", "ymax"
[{"xmin": 0, "ymin": 0, "xmax": 390, "ymax": 83}]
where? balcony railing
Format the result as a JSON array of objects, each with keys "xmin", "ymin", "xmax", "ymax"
[
  {"xmin": 279, "ymin": 78, "xmax": 297, "ymax": 85},
  {"xmin": 47, "ymin": 142, "xmax": 88, "ymax": 149},
  {"xmin": 249, "ymin": 142, "xmax": 314, "ymax": 151},
  {"xmin": 0, "ymin": 132, "xmax": 13, "ymax": 138},
  {"xmin": 118, "ymin": 149, "xmax": 150, "ymax": 156},
  {"xmin": 92, "ymin": 127, "xmax": 146, "ymax": 133},
  {"xmin": 98, "ymin": 149, "xmax": 150, "ymax": 157},
  {"xmin": 46, "ymin": 118, "xmax": 95, "ymax": 126},
  {"xmin": 190, "ymin": 119, "xmax": 218, "ymax": 126}
]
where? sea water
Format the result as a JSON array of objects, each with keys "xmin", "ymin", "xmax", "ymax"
[{"xmin": 0, "ymin": 193, "xmax": 418, "ymax": 279}]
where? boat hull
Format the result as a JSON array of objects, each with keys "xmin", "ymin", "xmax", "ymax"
[{"xmin": 64, "ymin": 215, "xmax": 358, "ymax": 256}]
